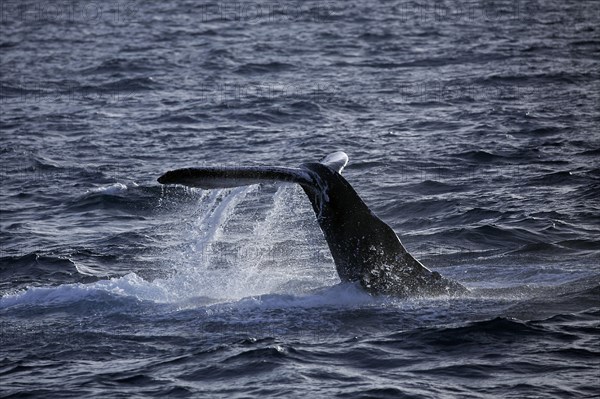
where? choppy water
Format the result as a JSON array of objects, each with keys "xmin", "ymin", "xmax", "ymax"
[{"xmin": 1, "ymin": 1, "xmax": 599, "ymax": 398}]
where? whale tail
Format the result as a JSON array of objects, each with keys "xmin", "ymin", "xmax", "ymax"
[
  {"xmin": 157, "ymin": 151, "xmax": 469, "ymax": 297},
  {"xmin": 156, "ymin": 151, "xmax": 348, "ymax": 189}
]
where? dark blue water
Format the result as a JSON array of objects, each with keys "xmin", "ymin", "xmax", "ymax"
[{"xmin": 1, "ymin": 1, "xmax": 599, "ymax": 397}]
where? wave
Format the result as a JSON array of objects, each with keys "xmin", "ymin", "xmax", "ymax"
[
  {"xmin": 65, "ymin": 188, "xmax": 138, "ymax": 213},
  {"xmin": 4, "ymin": 266, "xmax": 597, "ymax": 318},
  {"xmin": 146, "ymin": 114, "xmax": 205, "ymax": 124},
  {"xmin": 502, "ymin": 276, "xmax": 600, "ymax": 320},
  {"xmin": 452, "ymin": 150, "xmax": 507, "ymax": 162},
  {"xmin": 386, "ymin": 308, "xmax": 599, "ymax": 349},
  {"xmin": 79, "ymin": 77, "xmax": 159, "ymax": 92},
  {"xmin": 0, "ymin": 273, "xmax": 168, "ymax": 310},
  {"xmin": 527, "ymin": 170, "xmax": 586, "ymax": 185},
  {"xmin": 78, "ymin": 58, "xmax": 157, "ymax": 75},
  {"xmin": 0, "ymin": 253, "xmax": 100, "ymax": 294},
  {"xmin": 478, "ymin": 72, "xmax": 589, "ymax": 85},
  {"xmin": 422, "ymin": 224, "xmax": 547, "ymax": 249},
  {"xmin": 406, "ymin": 180, "xmax": 467, "ymax": 195},
  {"xmin": 64, "ymin": 182, "xmax": 170, "ymax": 214},
  {"xmin": 577, "ymin": 148, "xmax": 600, "ymax": 156},
  {"xmin": 87, "ymin": 182, "xmax": 129, "ymax": 195},
  {"xmin": 0, "ymin": 253, "xmax": 79, "ymax": 279},
  {"xmin": 234, "ymin": 62, "xmax": 296, "ymax": 74},
  {"xmin": 0, "ymin": 83, "xmax": 45, "ymax": 97},
  {"xmin": 0, "ymin": 272, "xmax": 374, "ymax": 312},
  {"xmin": 447, "ymin": 207, "xmax": 507, "ymax": 225},
  {"xmin": 358, "ymin": 31, "xmax": 395, "ymax": 41},
  {"xmin": 510, "ymin": 242, "xmax": 569, "ymax": 254},
  {"xmin": 573, "ymin": 182, "xmax": 600, "ymax": 201},
  {"xmin": 556, "ymin": 239, "xmax": 600, "ymax": 251}
]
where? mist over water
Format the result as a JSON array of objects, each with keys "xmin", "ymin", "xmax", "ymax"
[{"xmin": 1, "ymin": 1, "xmax": 599, "ymax": 398}]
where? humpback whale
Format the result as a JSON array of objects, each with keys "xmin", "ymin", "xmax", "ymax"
[{"xmin": 158, "ymin": 152, "xmax": 468, "ymax": 297}]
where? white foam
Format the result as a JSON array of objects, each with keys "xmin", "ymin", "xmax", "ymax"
[
  {"xmin": 87, "ymin": 182, "xmax": 128, "ymax": 194},
  {"xmin": 0, "ymin": 273, "xmax": 169, "ymax": 308},
  {"xmin": 0, "ymin": 271, "xmax": 369, "ymax": 311}
]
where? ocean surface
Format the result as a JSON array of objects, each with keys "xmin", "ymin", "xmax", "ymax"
[{"xmin": 1, "ymin": 1, "xmax": 599, "ymax": 397}]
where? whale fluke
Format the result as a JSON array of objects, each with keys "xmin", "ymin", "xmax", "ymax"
[
  {"xmin": 157, "ymin": 166, "xmax": 312, "ymax": 189},
  {"xmin": 158, "ymin": 152, "xmax": 468, "ymax": 297}
]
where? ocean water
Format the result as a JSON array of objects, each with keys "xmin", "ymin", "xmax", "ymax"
[{"xmin": 1, "ymin": 0, "xmax": 599, "ymax": 397}]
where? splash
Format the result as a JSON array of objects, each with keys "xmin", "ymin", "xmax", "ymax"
[
  {"xmin": 86, "ymin": 182, "xmax": 129, "ymax": 194},
  {"xmin": 165, "ymin": 184, "xmax": 338, "ymax": 300},
  {"xmin": 1, "ymin": 184, "xmax": 339, "ymax": 309}
]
